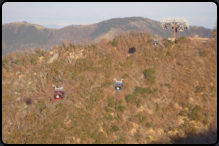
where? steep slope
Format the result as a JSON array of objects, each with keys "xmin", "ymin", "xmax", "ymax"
[{"xmin": 2, "ymin": 30, "xmax": 217, "ymax": 144}]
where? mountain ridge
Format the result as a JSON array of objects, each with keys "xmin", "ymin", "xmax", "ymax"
[{"xmin": 2, "ymin": 17, "xmax": 213, "ymax": 56}]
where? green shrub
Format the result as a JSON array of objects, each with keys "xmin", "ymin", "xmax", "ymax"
[
  {"xmin": 155, "ymin": 103, "xmax": 160, "ymax": 112},
  {"xmin": 203, "ymin": 118, "xmax": 209, "ymax": 126},
  {"xmin": 136, "ymin": 99, "xmax": 141, "ymax": 108},
  {"xmin": 31, "ymin": 58, "xmax": 37, "ymax": 64},
  {"xmin": 166, "ymin": 51, "xmax": 172, "ymax": 56},
  {"xmin": 143, "ymin": 68, "xmax": 155, "ymax": 84},
  {"xmin": 112, "ymin": 125, "xmax": 119, "ymax": 132},
  {"xmin": 179, "ymin": 111, "xmax": 187, "ymax": 117},
  {"xmin": 79, "ymin": 75, "xmax": 85, "ymax": 81},
  {"xmin": 146, "ymin": 123, "xmax": 152, "ymax": 128},
  {"xmin": 165, "ymin": 83, "xmax": 170, "ymax": 88},
  {"xmin": 106, "ymin": 115, "xmax": 113, "ymax": 120},
  {"xmin": 135, "ymin": 87, "xmax": 153, "ymax": 94},
  {"xmin": 123, "ymin": 73, "xmax": 129, "ymax": 78},
  {"xmin": 199, "ymin": 51, "xmax": 208, "ymax": 57},
  {"xmin": 195, "ymin": 86, "xmax": 205, "ymax": 93},
  {"xmin": 120, "ymin": 62, "xmax": 133, "ymax": 68},
  {"xmin": 126, "ymin": 94, "xmax": 137, "ymax": 103},
  {"xmin": 108, "ymin": 98, "xmax": 114, "ymax": 108},
  {"xmin": 16, "ymin": 58, "xmax": 23, "ymax": 65},
  {"xmin": 112, "ymin": 40, "xmax": 118, "ymax": 47},
  {"xmin": 163, "ymin": 38, "xmax": 174, "ymax": 48},
  {"xmin": 162, "ymin": 107, "xmax": 168, "ymax": 114},
  {"xmin": 115, "ymin": 64, "xmax": 120, "ymax": 71},
  {"xmin": 115, "ymin": 106, "xmax": 126, "ymax": 113},
  {"xmin": 177, "ymin": 37, "xmax": 185, "ymax": 42},
  {"xmin": 105, "ymin": 107, "xmax": 112, "ymax": 112}
]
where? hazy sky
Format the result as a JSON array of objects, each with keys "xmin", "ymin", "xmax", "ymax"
[{"xmin": 2, "ymin": 2, "xmax": 217, "ymax": 29}]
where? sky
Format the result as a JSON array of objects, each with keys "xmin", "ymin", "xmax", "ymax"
[{"xmin": 2, "ymin": 2, "xmax": 217, "ymax": 29}]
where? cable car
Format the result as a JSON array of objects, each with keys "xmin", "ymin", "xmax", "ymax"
[
  {"xmin": 179, "ymin": 25, "xmax": 184, "ymax": 31},
  {"xmin": 114, "ymin": 82, "xmax": 123, "ymax": 91},
  {"xmin": 53, "ymin": 89, "xmax": 64, "ymax": 100},
  {"xmin": 153, "ymin": 40, "xmax": 159, "ymax": 46},
  {"xmin": 114, "ymin": 78, "xmax": 124, "ymax": 91}
]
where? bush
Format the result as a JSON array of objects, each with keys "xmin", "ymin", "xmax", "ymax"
[
  {"xmin": 146, "ymin": 123, "xmax": 152, "ymax": 128},
  {"xmin": 112, "ymin": 125, "xmax": 119, "ymax": 132},
  {"xmin": 203, "ymin": 118, "xmax": 209, "ymax": 126},
  {"xmin": 135, "ymin": 87, "xmax": 153, "ymax": 94},
  {"xmin": 116, "ymin": 106, "xmax": 126, "ymax": 113},
  {"xmin": 143, "ymin": 68, "xmax": 155, "ymax": 84},
  {"xmin": 179, "ymin": 111, "xmax": 187, "ymax": 117},
  {"xmin": 166, "ymin": 51, "xmax": 172, "ymax": 56},
  {"xmin": 120, "ymin": 62, "xmax": 133, "ymax": 68},
  {"xmin": 106, "ymin": 115, "xmax": 113, "ymax": 120},
  {"xmin": 155, "ymin": 103, "xmax": 160, "ymax": 112},
  {"xmin": 108, "ymin": 98, "xmax": 114, "ymax": 108},
  {"xmin": 79, "ymin": 75, "xmax": 85, "ymax": 81},
  {"xmin": 112, "ymin": 40, "xmax": 118, "ymax": 47},
  {"xmin": 123, "ymin": 73, "xmax": 129, "ymax": 78},
  {"xmin": 195, "ymin": 86, "xmax": 205, "ymax": 93},
  {"xmin": 199, "ymin": 51, "xmax": 208, "ymax": 57},
  {"xmin": 105, "ymin": 106, "xmax": 112, "ymax": 112},
  {"xmin": 126, "ymin": 94, "xmax": 137, "ymax": 103},
  {"xmin": 136, "ymin": 99, "xmax": 141, "ymax": 108}
]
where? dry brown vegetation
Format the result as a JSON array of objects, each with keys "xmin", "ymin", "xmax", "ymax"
[{"xmin": 2, "ymin": 29, "xmax": 217, "ymax": 144}]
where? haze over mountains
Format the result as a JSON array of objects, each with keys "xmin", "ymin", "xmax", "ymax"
[{"xmin": 2, "ymin": 17, "xmax": 213, "ymax": 56}]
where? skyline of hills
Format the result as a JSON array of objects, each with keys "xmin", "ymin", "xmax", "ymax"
[{"xmin": 2, "ymin": 17, "xmax": 214, "ymax": 56}]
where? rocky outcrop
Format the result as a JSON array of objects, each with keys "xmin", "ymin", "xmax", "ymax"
[
  {"xmin": 46, "ymin": 53, "xmax": 59, "ymax": 64},
  {"xmin": 39, "ymin": 72, "xmax": 48, "ymax": 89}
]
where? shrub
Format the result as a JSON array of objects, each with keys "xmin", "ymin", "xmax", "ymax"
[
  {"xmin": 199, "ymin": 51, "xmax": 208, "ymax": 57},
  {"xmin": 115, "ymin": 64, "xmax": 120, "ymax": 71},
  {"xmin": 143, "ymin": 68, "xmax": 155, "ymax": 84},
  {"xmin": 162, "ymin": 107, "xmax": 168, "ymax": 114},
  {"xmin": 166, "ymin": 51, "xmax": 172, "ymax": 56},
  {"xmin": 126, "ymin": 94, "xmax": 137, "ymax": 103},
  {"xmin": 146, "ymin": 123, "xmax": 152, "ymax": 128},
  {"xmin": 112, "ymin": 40, "xmax": 118, "ymax": 47},
  {"xmin": 108, "ymin": 98, "xmax": 114, "ymax": 108},
  {"xmin": 155, "ymin": 103, "xmax": 160, "ymax": 112},
  {"xmin": 105, "ymin": 107, "xmax": 112, "ymax": 112},
  {"xmin": 123, "ymin": 73, "xmax": 129, "ymax": 78},
  {"xmin": 195, "ymin": 86, "xmax": 205, "ymax": 93},
  {"xmin": 120, "ymin": 62, "xmax": 133, "ymax": 68},
  {"xmin": 135, "ymin": 87, "xmax": 153, "ymax": 94},
  {"xmin": 106, "ymin": 115, "xmax": 113, "ymax": 120},
  {"xmin": 112, "ymin": 125, "xmax": 119, "ymax": 132},
  {"xmin": 165, "ymin": 83, "xmax": 170, "ymax": 88},
  {"xmin": 116, "ymin": 106, "xmax": 126, "ymax": 113},
  {"xmin": 179, "ymin": 111, "xmax": 187, "ymax": 117},
  {"xmin": 136, "ymin": 99, "xmax": 141, "ymax": 108},
  {"xmin": 79, "ymin": 75, "xmax": 85, "ymax": 81},
  {"xmin": 203, "ymin": 118, "xmax": 209, "ymax": 126}
]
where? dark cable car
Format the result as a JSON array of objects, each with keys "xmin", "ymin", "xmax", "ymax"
[
  {"xmin": 114, "ymin": 78, "xmax": 124, "ymax": 91},
  {"xmin": 153, "ymin": 40, "xmax": 159, "ymax": 46}
]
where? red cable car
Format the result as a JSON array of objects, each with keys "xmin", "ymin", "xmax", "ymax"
[{"xmin": 53, "ymin": 89, "xmax": 65, "ymax": 100}]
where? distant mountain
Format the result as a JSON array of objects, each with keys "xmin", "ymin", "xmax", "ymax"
[{"xmin": 2, "ymin": 17, "xmax": 213, "ymax": 56}]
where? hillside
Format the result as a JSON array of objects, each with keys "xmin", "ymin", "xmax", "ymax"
[
  {"xmin": 2, "ymin": 17, "xmax": 213, "ymax": 56},
  {"xmin": 2, "ymin": 21, "xmax": 56, "ymax": 56},
  {"xmin": 2, "ymin": 30, "xmax": 217, "ymax": 144}
]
